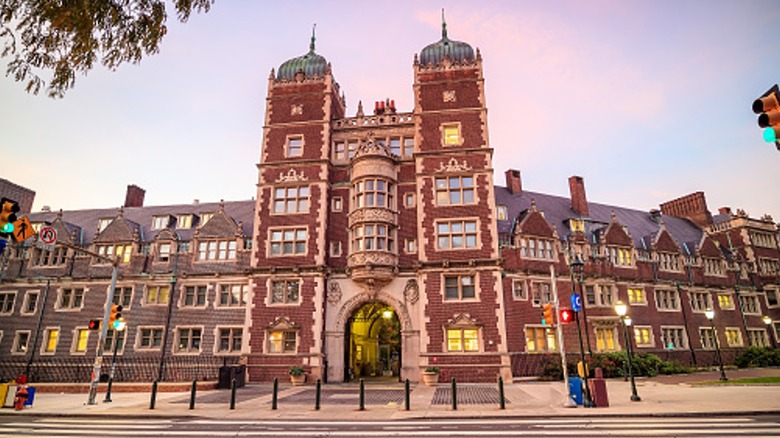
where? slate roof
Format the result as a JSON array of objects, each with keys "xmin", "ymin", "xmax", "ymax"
[
  {"xmin": 495, "ymin": 186, "xmax": 703, "ymax": 250},
  {"xmin": 26, "ymin": 200, "xmax": 255, "ymax": 245}
]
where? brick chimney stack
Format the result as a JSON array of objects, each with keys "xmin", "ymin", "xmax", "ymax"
[
  {"xmin": 124, "ymin": 184, "xmax": 145, "ymax": 208},
  {"xmin": 659, "ymin": 192, "xmax": 713, "ymax": 228},
  {"xmin": 568, "ymin": 176, "xmax": 589, "ymax": 217},
  {"xmin": 505, "ymin": 169, "xmax": 522, "ymax": 195}
]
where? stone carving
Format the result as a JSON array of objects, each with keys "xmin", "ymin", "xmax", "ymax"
[
  {"xmin": 403, "ymin": 279, "xmax": 419, "ymax": 304},
  {"xmin": 349, "ymin": 208, "xmax": 396, "ymax": 226},
  {"xmin": 291, "ymin": 104, "xmax": 303, "ymax": 115},
  {"xmin": 443, "ymin": 90, "xmax": 456, "ymax": 102},
  {"xmin": 275, "ymin": 169, "xmax": 308, "ymax": 183},
  {"xmin": 327, "ymin": 282, "xmax": 342, "ymax": 305},
  {"xmin": 436, "ymin": 157, "xmax": 473, "ymax": 173}
]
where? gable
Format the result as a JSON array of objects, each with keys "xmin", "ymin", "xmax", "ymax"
[
  {"xmin": 699, "ymin": 235, "xmax": 722, "ymax": 258},
  {"xmin": 654, "ymin": 228, "xmax": 680, "ymax": 253},
  {"xmin": 516, "ymin": 208, "xmax": 555, "ymax": 238},
  {"xmin": 603, "ymin": 220, "xmax": 633, "ymax": 247},
  {"xmin": 94, "ymin": 216, "xmax": 139, "ymax": 243},
  {"xmin": 196, "ymin": 208, "xmax": 242, "ymax": 238}
]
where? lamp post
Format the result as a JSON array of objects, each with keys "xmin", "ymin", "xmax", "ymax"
[
  {"xmin": 614, "ymin": 301, "xmax": 640, "ymax": 402},
  {"xmin": 103, "ymin": 318, "xmax": 127, "ymax": 403},
  {"xmin": 569, "ymin": 253, "xmax": 594, "ymax": 407},
  {"xmin": 763, "ymin": 315, "xmax": 775, "ymax": 348},
  {"xmin": 705, "ymin": 308, "xmax": 728, "ymax": 381}
]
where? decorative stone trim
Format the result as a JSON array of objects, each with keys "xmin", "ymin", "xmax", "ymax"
[
  {"xmin": 436, "ymin": 157, "xmax": 472, "ymax": 173},
  {"xmin": 275, "ymin": 169, "xmax": 308, "ymax": 183}
]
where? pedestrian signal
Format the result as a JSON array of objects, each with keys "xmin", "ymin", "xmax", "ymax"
[
  {"xmin": 88, "ymin": 319, "xmax": 101, "ymax": 330},
  {"xmin": 559, "ymin": 308, "xmax": 574, "ymax": 323}
]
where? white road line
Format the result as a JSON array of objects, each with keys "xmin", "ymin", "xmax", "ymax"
[{"xmin": 185, "ymin": 417, "xmax": 759, "ymax": 426}]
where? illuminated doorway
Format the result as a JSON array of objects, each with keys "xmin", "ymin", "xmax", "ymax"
[{"xmin": 344, "ymin": 302, "xmax": 401, "ymax": 382}]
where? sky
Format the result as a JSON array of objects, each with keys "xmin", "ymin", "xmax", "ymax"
[{"xmin": 1, "ymin": 0, "xmax": 779, "ymax": 223}]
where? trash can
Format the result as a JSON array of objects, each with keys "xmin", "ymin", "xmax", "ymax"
[
  {"xmin": 588, "ymin": 368, "xmax": 609, "ymax": 407},
  {"xmin": 218, "ymin": 365, "xmax": 246, "ymax": 389},
  {"xmin": 23, "ymin": 387, "xmax": 35, "ymax": 407},
  {"xmin": 567, "ymin": 377, "xmax": 583, "ymax": 405}
]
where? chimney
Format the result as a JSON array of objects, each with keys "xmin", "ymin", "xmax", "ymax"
[
  {"xmin": 659, "ymin": 191, "xmax": 713, "ymax": 228},
  {"xmin": 505, "ymin": 169, "xmax": 522, "ymax": 195},
  {"xmin": 124, "ymin": 184, "xmax": 145, "ymax": 208},
  {"xmin": 568, "ymin": 176, "xmax": 589, "ymax": 217},
  {"xmin": 718, "ymin": 206, "xmax": 732, "ymax": 216}
]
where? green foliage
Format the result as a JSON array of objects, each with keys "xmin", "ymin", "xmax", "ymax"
[
  {"xmin": 538, "ymin": 351, "xmax": 690, "ymax": 380},
  {"xmin": 657, "ymin": 359, "xmax": 692, "ymax": 375},
  {"xmin": 288, "ymin": 366, "xmax": 305, "ymax": 376},
  {"xmin": 0, "ymin": 0, "xmax": 213, "ymax": 97},
  {"xmin": 734, "ymin": 347, "xmax": 780, "ymax": 368},
  {"xmin": 538, "ymin": 354, "xmax": 563, "ymax": 381},
  {"xmin": 424, "ymin": 367, "xmax": 440, "ymax": 374}
]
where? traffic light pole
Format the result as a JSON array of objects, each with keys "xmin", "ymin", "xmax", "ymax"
[{"xmin": 87, "ymin": 261, "xmax": 119, "ymax": 405}]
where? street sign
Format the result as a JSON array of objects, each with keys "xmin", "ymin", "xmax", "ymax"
[
  {"xmin": 39, "ymin": 226, "xmax": 57, "ymax": 245},
  {"xmin": 571, "ymin": 294, "xmax": 582, "ymax": 312},
  {"xmin": 11, "ymin": 216, "xmax": 34, "ymax": 242}
]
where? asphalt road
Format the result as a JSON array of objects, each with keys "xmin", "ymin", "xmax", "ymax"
[{"xmin": 2, "ymin": 414, "xmax": 780, "ymax": 437}]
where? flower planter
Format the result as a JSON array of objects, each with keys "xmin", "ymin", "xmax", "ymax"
[
  {"xmin": 290, "ymin": 373, "xmax": 306, "ymax": 386},
  {"xmin": 421, "ymin": 372, "xmax": 439, "ymax": 387}
]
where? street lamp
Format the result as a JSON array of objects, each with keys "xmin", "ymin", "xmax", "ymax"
[
  {"xmin": 704, "ymin": 308, "xmax": 728, "ymax": 381},
  {"xmin": 569, "ymin": 253, "xmax": 594, "ymax": 408},
  {"xmin": 614, "ymin": 301, "xmax": 640, "ymax": 402},
  {"xmin": 763, "ymin": 315, "xmax": 775, "ymax": 348}
]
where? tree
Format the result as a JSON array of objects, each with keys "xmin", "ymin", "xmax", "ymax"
[{"xmin": 1, "ymin": 0, "xmax": 213, "ymax": 98}]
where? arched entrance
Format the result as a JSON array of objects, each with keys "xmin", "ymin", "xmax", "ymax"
[{"xmin": 344, "ymin": 302, "xmax": 401, "ymax": 382}]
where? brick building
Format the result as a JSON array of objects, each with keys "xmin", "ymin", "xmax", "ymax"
[{"xmin": 0, "ymin": 23, "xmax": 778, "ymax": 384}]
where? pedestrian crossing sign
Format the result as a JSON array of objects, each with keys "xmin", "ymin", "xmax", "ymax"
[{"xmin": 11, "ymin": 216, "xmax": 34, "ymax": 242}]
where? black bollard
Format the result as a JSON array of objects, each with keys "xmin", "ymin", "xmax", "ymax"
[
  {"xmin": 104, "ymin": 376, "xmax": 114, "ymax": 403},
  {"xmin": 149, "ymin": 379, "xmax": 158, "ymax": 410},
  {"xmin": 189, "ymin": 379, "xmax": 197, "ymax": 410},
  {"xmin": 271, "ymin": 377, "xmax": 278, "ymax": 410},
  {"xmin": 404, "ymin": 378, "xmax": 410, "ymax": 411},
  {"xmin": 498, "ymin": 376, "xmax": 506, "ymax": 410},
  {"xmin": 451, "ymin": 377, "xmax": 457, "ymax": 411},
  {"xmin": 315, "ymin": 379, "xmax": 321, "ymax": 410},
  {"xmin": 230, "ymin": 378, "xmax": 236, "ymax": 410},
  {"xmin": 359, "ymin": 378, "xmax": 365, "ymax": 411}
]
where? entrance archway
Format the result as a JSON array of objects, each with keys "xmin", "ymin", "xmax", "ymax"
[{"xmin": 344, "ymin": 302, "xmax": 401, "ymax": 382}]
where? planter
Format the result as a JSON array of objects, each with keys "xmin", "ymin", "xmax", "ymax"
[
  {"xmin": 290, "ymin": 373, "xmax": 306, "ymax": 386},
  {"xmin": 421, "ymin": 372, "xmax": 439, "ymax": 387}
]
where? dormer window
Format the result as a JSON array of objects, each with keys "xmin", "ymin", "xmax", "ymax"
[
  {"xmin": 98, "ymin": 218, "xmax": 113, "ymax": 232},
  {"xmin": 96, "ymin": 244, "xmax": 132, "ymax": 263},
  {"xmin": 497, "ymin": 205, "xmax": 508, "ymax": 221},
  {"xmin": 658, "ymin": 252, "xmax": 681, "ymax": 272},
  {"xmin": 200, "ymin": 212, "xmax": 214, "ymax": 226},
  {"xmin": 158, "ymin": 243, "xmax": 171, "ymax": 262},
  {"xmin": 520, "ymin": 237, "xmax": 555, "ymax": 260},
  {"xmin": 607, "ymin": 246, "xmax": 632, "ymax": 266},
  {"xmin": 568, "ymin": 219, "xmax": 584, "ymax": 233},
  {"xmin": 176, "ymin": 215, "xmax": 195, "ymax": 229},
  {"xmin": 152, "ymin": 216, "xmax": 173, "ymax": 230}
]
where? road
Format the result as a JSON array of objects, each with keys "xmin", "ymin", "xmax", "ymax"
[{"xmin": 1, "ymin": 415, "xmax": 780, "ymax": 437}]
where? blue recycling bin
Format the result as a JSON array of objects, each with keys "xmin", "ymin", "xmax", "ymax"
[
  {"xmin": 567, "ymin": 377, "xmax": 583, "ymax": 405},
  {"xmin": 23, "ymin": 387, "xmax": 35, "ymax": 407}
]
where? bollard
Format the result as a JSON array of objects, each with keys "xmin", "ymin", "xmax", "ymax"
[
  {"xmin": 271, "ymin": 377, "xmax": 278, "ymax": 410},
  {"xmin": 359, "ymin": 378, "xmax": 365, "ymax": 411},
  {"xmin": 149, "ymin": 379, "xmax": 158, "ymax": 410},
  {"xmin": 189, "ymin": 379, "xmax": 197, "ymax": 410},
  {"xmin": 404, "ymin": 378, "xmax": 410, "ymax": 411},
  {"xmin": 315, "ymin": 379, "xmax": 321, "ymax": 410},
  {"xmin": 230, "ymin": 378, "xmax": 236, "ymax": 410},
  {"xmin": 451, "ymin": 377, "xmax": 457, "ymax": 411},
  {"xmin": 104, "ymin": 376, "xmax": 114, "ymax": 403},
  {"xmin": 498, "ymin": 376, "xmax": 506, "ymax": 410}
]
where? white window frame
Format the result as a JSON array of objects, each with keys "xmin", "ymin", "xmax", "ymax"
[
  {"xmin": 0, "ymin": 290, "xmax": 16, "ymax": 315},
  {"xmin": 725, "ymin": 327, "xmax": 744, "ymax": 347},
  {"xmin": 215, "ymin": 326, "xmax": 243, "ymax": 355},
  {"xmin": 435, "ymin": 175, "xmax": 475, "ymax": 206},
  {"xmin": 436, "ymin": 218, "xmax": 479, "ymax": 250},
  {"xmin": 41, "ymin": 326, "xmax": 60, "ymax": 355},
  {"xmin": 174, "ymin": 326, "xmax": 204, "ymax": 355},
  {"xmin": 627, "ymin": 287, "xmax": 647, "ymax": 306},
  {"xmin": 524, "ymin": 325, "xmax": 557, "ymax": 353},
  {"xmin": 445, "ymin": 326, "xmax": 481, "ymax": 353},
  {"xmin": 180, "ymin": 284, "xmax": 209, "ymax": 308},
  {"xmin": 269, "ymin": 227, "xmax": 308, "ymax": 257},
  {"xmin": 12, "ymin": 330, "xmax": 31, "ymax": 356},
  {"xmin": 632, "ymin": 325, "xmax": 655, "ymax": 348},
  {"xmin": 688, "ymin": 290, "xmax": 713, "ymax": 313},
  {"xmin": 443, "ymin": 274, "xmax": 478, "ymax": 301},
  {"xmin": 144, "ymin": 284, "xmax": 171, "ymax": 306},
  {"xmin": 216, "ymin": 283, "xmax": 247, "ymax": 308},
  {"xmin": 56, "ymin": 287, "xmax": 86, "ymax": 312},
  {"xmin": 717, "ymin": 292, "xmax": 735, "ymax": 310},
  {"xmin": 654, "ymin": 289, "xmax": 681, "ymax": 312},
  {"xmin": 136, "ymin": 326, "xmax": 165, "ymax": 351},
  {"xmin": 660, "ymin": 326, "xmax": 688, "ymax": 350},
  {"xmin": 21, "ymin": 290, "xmax": 40, "ymax": 315},
  {"xmin": 266, "ymin": 330, "xmax": 298, "ymax": 354},
  {"xmin": 441, "ymin": 122, "xmax": 462, "ymax": 146},
  {"xmin": 268, "ymin": 279, "xmax": 301, "ymax": 306},
  {"xmin": 286, "ymin": 135, "xmax": 304, "ymax": 157},
  {"xmin": 332, "ymin": 196, "xmax": 343, "ymax": 212},
  {"xmin": 512, "ymin": 279, "xmax": 528, "ymax": 301},
  {"xmin": 273, "ymin": 185, "xmax": 310, "ymax": 214},
  {"xmin": 71, "ymin": 327, "xmax": 90, "ymax": 355}
]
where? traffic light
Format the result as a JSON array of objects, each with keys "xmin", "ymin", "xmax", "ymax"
[
  {"xmin": 752, "ymin": 84, "xmax": 780, "ymax": 150},
  {"xmin": 542, "ymin": 303, "xmax": 554, "ymax": 326},
  {"xmin": 88, "ymin": 319, "xmax": 101, "ymax": 330},
  {"xmin": 108, "ymin": 304, "xmax": 123, "ymax": 329},
  {"xmin": 0, "ymin": 198, "xmax": 20, "ymax": 236},
  {"xmin": 559, "ymin": 308, "xmax": 574, "ymax": 324}
]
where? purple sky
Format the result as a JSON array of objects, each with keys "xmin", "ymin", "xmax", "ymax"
[{"xmin": 2, "ymin": 0, "xmax": 779, "ymax": 222}]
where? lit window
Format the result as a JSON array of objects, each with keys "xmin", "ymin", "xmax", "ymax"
[
  {"xmin": 596, "ymin": 327, "xmax": 618, "ymax": 352},
  {"xmin": 97, "ymin": 244, "xmax": 132, "ymax": 263},
  {"xmin": 218, "ymin": 284, "xmax": 247, "ymax": 307},
  {"xmin": 437, "ymin": 220, "xmax": 478, "ymax": 249},
  {"xmin": 442, "ymin": 124, "xmax": 460, "ymax": 145},
  {"xmin": 717, "ymin": 293, "xmax": 734, "ymax": 310},
  {"xmin": 176, "ymin": 215, "xmax": 193, "ymax": 229},
  {"xmin": 525, "ymin": 326, "xmax": 557, "ymax": 352},
  {"xmin": 176, "ymin": 327, "xmax": 202, "ymax": 353},
  {"xmin": 43, "ymin": 328, "xmax": 59, "ymax": 353},
  {"xmin": 146, "ymin": 286, "xmax": 169, "ymax": 305},
  {"xmin": 273, "ymin": 185, "xmax": 310, "ymax": 214},
  {"xmin": 447, "ymin": 328, "xmax": 479, "ymax": 352},
  {"xmin": 628, "ymin": 288, "xmax": 646, "ymax": 304},
  {"xmin": 200, "ymin": 212, "xmax": 214, "ymax": 225},
  {"xmin": 725, "ymin": 328, "xmax": 743, "ymax": 347},
  {"xmin": 218, "ymin": 328, "xmax": 243, "ymax": 353},
  {"xmin": 270, "ymin": 228, "xmax": 307, "ymax": 256},
  {"xmin": 271, "ymin": 280, "xmax": 300, "ymax": 304},
  {"xmin": 607, "ymin": 246, "xmax": 633, "ymax": 266},
  {"xmin": 569, "ymin": 219, "xmax": 584, "ymax": 233},
  {"xmin": 444, "ymin": 275, "xmax": 476, "ymax": 300},
  {"xmin": 633, "ymin": 326, "xmax": 654, "ymax": 347},
  {"xmin": 497, "ymin": 205, "xmax": 508, "ymax": 221},
  {"xmin": 73, "ymin": 328, "xmax": 89, "ymax": 353},
  {"xmin": 287, "ymin": 137, "xmax": 303, "ymax": 157},
  {"xmin": 268, "ymin": 331, "xmax": 297, "ymax": 353}
]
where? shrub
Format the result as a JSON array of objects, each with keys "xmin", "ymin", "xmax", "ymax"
[
  {"xmin": 424, "ymin": 367, "xmax": 440, "ymax": 374},
  {"xmin": 735, "ymin": 347, "xmax": 780, "ymax": 368},
  {"xmin": 658, "ymin": 360, "xmax": 692, "ymax": 375},
  {"xmin": 539, "ymin": 354, "xmax": 563, "ymax": 381},
  {"xmin": 288, "ymin": 366, "xmax": 305, "ymax": 376}
]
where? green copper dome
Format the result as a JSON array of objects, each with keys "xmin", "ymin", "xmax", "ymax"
[
  {"xmin": 419, "ymin": 14, "xmax": 475, "ymax": 66},
  {"xmin": 277, "ymin": 27, "xmax": 328, "ymax": 80}
]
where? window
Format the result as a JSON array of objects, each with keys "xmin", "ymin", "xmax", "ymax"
[
  {"xmin": 58, "ymin": 288, "xmax": 84, "ymax": 310},
  {"xmin": 435, "ymin": 176, "xmax": 474, "ymax": 205},
  {"xmin": 699, "ymin": 327, "xmax": 716, "ymax": 350},
  {"xmin": 334, "ymin": 141, "xmax": 346, "ymax": 160},
  {"xmin": 197, "ymin": 240, "xmax": 237, "ymax": 261},
  {"xmin": 22, "ymin": 291, "xmax": 39, "ymax": 315},
  {"xmin": 271, "ymin": 280, "xmax": 300, "ymax": 304},
  {"xmin": 660, "ymin": 327, "xmax": 687, "ymax": 350},
  {"xmin": 43, "ymin": 328, "xmax": 59, "ymax": 353},
  {"xmin": 176, "ymin": 327, "xmax": 202, "ymax": 353},
  {"xmin": 520, "ymin": 238, "xmax": 555, "ymax": 260},
  {"xmin": 330, "ymin": 241, "xmax": 342, "ymax": 257},
  {"xmin": 437, "ymin": 219, "xmax": 478, "ymax": 249},
  {"xmin": 717, "ymin": 293, "xmax": 734, "ymax": 310},
  {"xmin": 273, "ymin": 185, "xmax": 310, "ymax": 214},
  {"xmin": 72, "ymin": 328, "xmax": 89, "ymax": 354},
  {"xmin": 155, "ymin": 243, "xmax": 171, "ymax": 262},
  {"xmin": 703, "ymin": 257, "xmax": 724, "ymax": 276},
  {"xmin": 12, "ymin": 331, "xmax": 30, "ymax": 354},
  {"xmin": 138, "ymin": 327, "xmax": 164, "ymax": 350},
  {"xmin": 404, "ymin": 193, "xmax": 415, "ymax": 208},
  {"xmin": 112, "ymin": 286, "xmax": 133, "ymax": 308},
  {"xmin": 353, "ymin": 178, "xmax": 393, "ymax": 209},
  {"xmin": 444, "ymin": 275, "xmax": 476, "ymax": 300},
  {"xmin": 767, "ymin": 289, "xmax": 779, "ymax": 307},
  {"xmin": 218, "ymin": 328, "xmax": 243, "ymax": 353},
  {"xmin": 607, "ymin": 246, "xmax": 633, "ymax": 266},
  {"xmin": 287, "ymin": 136, "xmax": 303, "ymax": 157},
  {"xmin": 442, "ymin": 123, "xmax": 461, "ymax": 145},
  {"xmin": 179, "ymin": 241, "xmax": 191, "ymax": 253},
  {"xmin": 183, "ymin": 285, "xmax": 207, "ymax": 307},
  {"xmin": 32, "ymin": 246, "xmax": 67, "ymax": 266},
  {"xmin": 447, "ymin": 328, "xmax": 479, "ymax": 352},
  {"xmin": 512, "ymin": 280, "xmax": 527, "ymax": 300},
  {"xmin": 725, "ymin": 328, "xmax": 743, "ymax": 347},
  {"xmin": 268, "ymin": 331, "xmax": 297, "ymax": 353},
  {"xmin": 655, "ymin": 289, "xmax": 680, "ymax": 311},
  {"xmin": 750, "ymin": 231, "xmax": 778, "ymax": 248},
  {"xmin": 103, "ymin": 329, "xmax": 126, "ymax": 354},
  {"xmin": 96, "ymin": 244, "xmax": 132, "ymax": 263},
  {"xmin": 270, "ymin": 228, "xmax": 307, "ymax": 256},
  {"xmin": 348, "ymin": 140, "xmax": 358, "ymax": 159},
  {"xmin": 403, "ymin": 137, "xmax": 414, "ymax": 156},
  {"xmin": 531, "ymin": 282, "xmax": 552, "ymax": 306},
  {"xmin": 218, "ymin": 284, "xmax": 247, "ymax": 307},
  {"xmin": 152, "ymin": 216, "xmax": 171, "ymax": 230},
  {"xmin": 628, "ymin": 288, "xmax": 646, "ymax": 305},
  {"xmin": 98, "ymin": 218, "xmax": 114, "ymax": 232},
  {"xmin": 596, "ymin": 327, "xmax": 618, "ymax": 352},
  {"xmin": 633, "ymin": 326, "xmax": 654, "ymax": 347},
  {"xmin": 332, "ymin": 196, "xmax": 343, "ymax": 212},
  {"xmin": 689, "ymin": 291, "xmax": 712, "ymax": 312},
  {"xmin": 741, "ymin": 295, "xmax": 760, "ymax": 314},
  {"xmin": 585, "ymin": 284, "xmax": 616, "ymax": 307},
  {"xmin": 497, "ymin": 205, "xmax": 508, "ymax": 221},
  {"xmin": 525, "ymin": 326, "xmax": 557, "ymax": 352},
  {"xmin": 405, "ymin": 239, "xmax": 416, "ymax": 254},
  {"xmin": 747, "ymin": 329, "xmax": 768, "ymax": 347},
  {"xmin": 568, "ymin": 219, "xmax": 584, "ymax": 233},
  {"xmin": 389, "ymin": 137, "xmax": 401, "ymax": 155},
  {"xmin": 146, "ymin": 285, "xmax": 170, "ymax": 305},
  {"xmin": 200, "ymin": 212, "xmax": 214, "ymax": 225},
  {"xmin": 352, "ymin": 224, "xmax": 394, "ymax": 252},
  {"xmin": 176, "ymin": 214, "xmax": 194, "ymax": 229},
  {"xmin": 0, "ymin": 291, "xmax": 15, "ymax": 314},
  {"xmin": 658, "ymin": 252, "xmax": 681, "ymax": 272},
  {"xmin": 758, "ymin": 258, "xmax": 780, "ymax": 276}
]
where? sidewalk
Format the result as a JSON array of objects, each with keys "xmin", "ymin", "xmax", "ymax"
[{"xmin": 2, "ymin": 368, "xmax": 779, "ymax": 420}]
